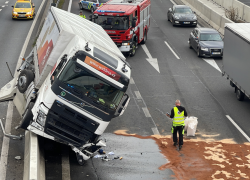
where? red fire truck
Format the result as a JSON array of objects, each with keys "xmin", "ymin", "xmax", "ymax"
[{"xmin": 91, "ymin": 0, "xmax": 150, "ymax": 57}]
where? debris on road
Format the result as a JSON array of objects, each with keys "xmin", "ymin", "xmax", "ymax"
[
  {"xmin": 15, "ymin": 156, "xmax": 21, "ymax": 160},
  {"xmin": 115, "ymin": 130, "xmax": 250, "ymax": 180}
]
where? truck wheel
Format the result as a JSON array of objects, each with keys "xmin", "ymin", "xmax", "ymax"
[
  {"xmin": 17, "ymin": 69, "xmax": 34, "ymax": 93},
  {"xmin": 141, "ymin": 30, "xmax": 147, "ymax": 44},
  {"xmin": 79, "ymin": 3, "xmax": 83, "ymax": 10},
  {"xmin": 19, "ymin": 102, "xmax": 34, "ymax": 130},
  {"xmin": 76, "ymin": 153, "xmax": 86, "ymax": 166},
  {"xmin": 236, "ymin": 87, "xmax": 245, "ymax": 101},
  {"xmin": 130, "ymin": 41, "xmax": 136, "ymax": 57}
]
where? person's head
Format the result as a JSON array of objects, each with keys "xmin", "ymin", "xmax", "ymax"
[
  {"xmin": 175, "ymin": 99, "xmax": 181, "ymax": 106},
  {"xmin": 79, "ymin": 10, "xmax": 83, "ymax": 15}
]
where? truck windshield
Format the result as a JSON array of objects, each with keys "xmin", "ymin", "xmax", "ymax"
[
  {"xmin": 58, "ymin": 60, "xmax": 124, "ymax": 110},
  {"xmin": 95, "ymin": 16, "xmax": 129, "ymax": 30}
]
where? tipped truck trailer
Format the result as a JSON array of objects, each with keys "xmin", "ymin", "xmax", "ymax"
[
  {"xmin": 90, "ymin": 0, "xmax": 150, "ymax": 57},
  {"xmin": 222, "ymin": 23, "xmax": 250, "ymax": 101},
  {"xmin": 0, "ymin": 6, "xmax": 131, "ymax": 165}
]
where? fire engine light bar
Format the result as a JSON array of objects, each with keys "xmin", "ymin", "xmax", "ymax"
[{"xmin": 97, "ymin": 10, "xmax": 125, "ymax": 13}]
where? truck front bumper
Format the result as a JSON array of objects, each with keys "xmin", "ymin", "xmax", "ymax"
[{"xmin": 118, "ymin": 45, "xmax": 130, "ymax": 52}]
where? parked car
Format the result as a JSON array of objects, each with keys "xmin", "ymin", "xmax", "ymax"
[
  {"xmin": 167, "ymin": 5, "xmax": 197, "ymax": 26},
  {"xmin": 188, "ymin": 28, "xmax": 224, "ymax": 58},
  {"xmin": 79, "ymin": 0, "xmax": 109, "ymax": 13}
]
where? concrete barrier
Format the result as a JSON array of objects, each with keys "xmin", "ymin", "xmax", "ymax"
[
  {"xmin": 219, "ymin": 16, "xmax": 233, "ymax": 34},
  {"xmin": 213, "ymin": 0, "xmax": 224, "ymax": 7},
  {"xmin": 232, "ymin": 0, "xmax": 245, "ymax": 20},
  {"xmin": 209, "ymin": 10, "xmax": 221, "ymax": 30},
  {"xmin": 23, "ymin": 131, "xmax": 45, "ymax": 180},
  {"xmin": 243, "ymin": 5, "xmax": 250, "ymax": 22},
  {"xmin": 223, "ymin": 0, "xmax": 233, "ymax": 10}
]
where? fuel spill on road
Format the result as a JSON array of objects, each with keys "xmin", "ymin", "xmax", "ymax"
[{"xmin": 114, "ymin": 130, "xmax": 250, "ymax": 180}]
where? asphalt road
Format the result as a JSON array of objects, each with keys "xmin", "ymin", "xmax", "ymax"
[{"xmin": 1, "ymin": 0, "xmax": 250, "ymax": 179}]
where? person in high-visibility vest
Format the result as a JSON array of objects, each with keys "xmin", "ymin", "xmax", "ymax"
[
  {"xmin": 166, "ymin": 100, "xmax": 187, "ymax": 150},
  {"xmin": 79, "ymin": 10, "xmax": 86, "ymax": 19}
]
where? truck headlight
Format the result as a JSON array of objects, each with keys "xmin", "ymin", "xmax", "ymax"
[
  {"xmin": 122, "ymin": 42, "xmax": 130, "ymax": 46},
  {"xmin": 36, "ymin": 110, "xmax": 46, "ymax": 126},
  {"xmin": 201, "ymin": 47, "xmax": 209, "ymax": 51}
]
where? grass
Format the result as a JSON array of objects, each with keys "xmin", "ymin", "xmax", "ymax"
[{"xmin": 57, "ymin": 0, "xmax": 65, "ymax": 9}]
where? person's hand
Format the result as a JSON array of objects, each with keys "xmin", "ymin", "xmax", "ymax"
[{"xmin": 166, "ymin": 114, "xmax": 170, "ymax": 118}]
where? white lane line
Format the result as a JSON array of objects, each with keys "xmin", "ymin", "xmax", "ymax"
[
  {"xmin": 203, "ymin": 58, "xmax": 221, "ymax": 72},
  {"xmin": 0, "ymin": 9, "xmax": 2, "ymax": 11},
  {"xmin": 0, "ymin": 102, "xmax": 13, "ymax": 180},
  {"xmin": 226, "ymin": 115, "xmax": 250, "ymax": 142},
  {"xmin": 170, "ymin": 0, "xmax": 177, "ymax": 5},
  {"xmin": 68, "ymin": 0, "xmax": 72, "ymax": 12},
  {"xmin": 142, "ymin": 107, "xmax": 151, "ymax": 117},
  {"xmin": 62, "ymin": 147, "xmax": 71, "ymax": 180},
  {"xmin": 151, "ymin": 127, "xmax": 160, "ymax": 135},
  {"xmin": 164, "ymin": 41, "xmax": 180, "ymax": 59},
  {"xmin": 134, "ymin": 91, "xmax": 142, "ymax": 100},
  {"xmin": 2, "ymin": 5, "xmax": 5, "ymax": 7},
  {"xmin": 5, "ymin": 1, "xmax": 8, "ymax": 4},
  {"xmin": 130, "ymin": 77, "xmax": 135, "ymax": 84}
]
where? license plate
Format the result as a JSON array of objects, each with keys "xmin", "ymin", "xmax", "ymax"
[
  {"xmin": 183, "ymin": 22, "xmax": 190, "ymax": 24},
  {"xmin": 19, "ymin": 15, "xmax": 25, "ymax": 17},
  {"xmin": 212, "ymin": 52, "xmax": 220, "ymax": 54}
]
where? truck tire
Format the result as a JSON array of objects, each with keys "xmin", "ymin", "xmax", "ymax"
[
  {"xmin": 141, "ymin": 30, "xmax": 147, "ymax": 44},
  {"xmin": 236, "ymin": 87, "xmax": 245, "ymax": 101},
  {"xmin": 130, "ymin": 41, "xmax": 136, "ymax": 57},
  {"xmin": 19, "ymin": 102, "xmax": 34, "ymax": 130},
  {"xmin": 76, "ymin": 153, "xmax": 86, "ymax": 166},
  {"xmin": 17, "ymin": 69, "xmax": 34, "ymax": 93}
]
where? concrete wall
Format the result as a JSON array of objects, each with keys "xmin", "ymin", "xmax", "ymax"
[{"xmin": 211, "ymin": 0, "xmax": 250, "ymax": 22}]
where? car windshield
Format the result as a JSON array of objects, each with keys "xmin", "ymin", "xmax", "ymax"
[
  {"xmin": 99, "ymin": 0, "xmax": 109, "ymax": 2},
  {"xmin": 175, "ymin": 8, "xmax": 192, "ymax": 14},
  {"xmin": 200, "ymin": 33, "xmax": 222, "ymax": 41},
  {"xmin": 58, "ymin": 60, "xmax": 124, "ymax": 110},
  {"xmin": 95, "ymin": 16, "xmax": 129, "ymax": 30},
  {"xmin": 15, "ymin": 2, "xmax": 31, "ymax": 8}
]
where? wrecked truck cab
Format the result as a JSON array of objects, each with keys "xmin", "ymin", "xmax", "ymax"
[{"xmin": 0, "ymin": 6, "xmax": 131, "ymax": 165}]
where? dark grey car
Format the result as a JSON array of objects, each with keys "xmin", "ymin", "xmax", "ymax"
[
  {"xmin": 188, "ymin": 28, "xmax": 224, "ymax": 58},
  {"xmin": 167, "ymin": 5, "xmax": 197, "ymax": 26}
]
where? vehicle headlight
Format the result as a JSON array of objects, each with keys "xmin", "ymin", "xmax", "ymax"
[
  {"xmin": 13, "ymin": 11, "xmax": 17, "ymax": 14},
  {"xmin": 174, "ymin": 15, "xmax": 179, "ymax": 20},
  {"xmin": 193, "ymin": 16, "xmax": 197, "ymax": 20},
  {"xmin": 122, "ymin": 42, "xmax": 130, "ymax": 46},
  {"xmin": 201, "ymin": 47, "xmax": 209, "ymax": 51},
  {"xmin": 27, "ymin": 11, "xmax": 32, "ymax": 14},
  {"xmin": 36, "ymin": 110, "xmax": 46, "ymax": 126}
]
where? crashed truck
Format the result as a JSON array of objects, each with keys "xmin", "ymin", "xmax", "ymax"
[{"xmin": 0, "ymin": 7, "xmax": 131, "ymax": 165}]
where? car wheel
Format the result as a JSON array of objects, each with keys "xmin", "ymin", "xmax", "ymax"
[
  {"xmin": 167, "ymin": 14, "xmax": 170, "ymax": 21},
  {"xmin": 172, "ymin": 18, "xmax": 175, "ymax": 26},
  {"xmin": 236, "ymin": 87, "xmax": 245, "ymax": 101},
  {"xmin": 189, "ymin": 40, "xmax": 192, "ymax": 49},
  {"xmin": 197, "ymin": 47, "xmax": 201, "ymax": 57},
  {"xmin": 79, "ymin": 3, "xmax": 83, "ymax": 10},
  {"xmin": 141, "ymin": 30, "xmax": 147, "ymax": 44},
  {"xmin": 130, "ymin": 41, "xmax": 136, "ymax": 57}
]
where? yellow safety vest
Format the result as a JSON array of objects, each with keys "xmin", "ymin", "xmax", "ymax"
[
  {"xmin": 79, "ymin": 14, "xmax": 86, "ymax": 19},
  {"xmin": 173, "ymin": 107, "xmax": 185, "ymax": 126}
]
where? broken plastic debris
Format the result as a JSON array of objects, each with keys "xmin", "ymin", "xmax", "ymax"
[
  {"xmin": 98, "ymin": 149, "xmax": 106, "ymax": 154},
  {"xmin": 15, "ymin": 156, "xmax": 21, "ymax": 160},
  {"xmin": 119, "ymin": 157, "xmax": 123, "ymax": 160},
  {"xmin": 114, "ymin": 156, "xmax": 119, "ymax": 159},
  {"xmin": 94, "ymin": 154, "xmax": 107, "ymax": 158},
  {"xmin": 108, "ymin": 151, "xmax": 115, "ymax": 155}
]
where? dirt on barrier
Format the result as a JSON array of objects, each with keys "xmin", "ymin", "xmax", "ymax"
[{"xmin": 114, "ymin": 130, "xmax": 250, "ymax": 180}]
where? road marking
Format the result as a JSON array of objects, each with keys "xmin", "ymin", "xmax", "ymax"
[
  {"xmin": 134, "ymin": 91, "xmax": 142, "ymax": 100},
  {"xmin": 62, "ymin": 147, "xmax": 71, "ymax": 180},
  {"xmin": 0, "ymin": 102, "xmax": 13, "ymax": 180},
  {"xmin": 68, "ymin": 0, "xmax": 72, "ymax": 12},
  {"xmin": 0, "ymin": 9, "xmax": 2, "ymax": 11},
  {"xmin": 141, "ymin": 44, "xmax": 160, "ymax": 73},
  {"xmin": 2, "ymin": 5, "xmax": 5, "ymax": 7},
  {"xmin": 130, "ymin": 77, "xmax": 135, "ymax": 84},
  {"xmin": 164, "ymin": 41, "xmax": 180, "ymax": 59},
  {"xmin": 170, "ymin": 0, "xmax": 177, "ymax": 5},
  {"xmin": 226, "ymin": 115, "xmax": 250, "ymax": 142},
  {"xmin": 5, "ymin": 1, "xmax": 8, "ymax": 4},
  {"xmin": 152, "ymin": 127, "xmax": 160, "ymax": 135},
  {"xmin": 142, "ymin": 107, "xmax": 151, "ymax": 117},
  {"xmin": 203, "ymin": 58, "xmax": 221, "ymax": 72}
]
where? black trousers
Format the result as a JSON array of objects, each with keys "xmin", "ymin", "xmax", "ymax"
[{"xmin": 172, "ymin": 125, "xmax": 185, "ymax": 145}]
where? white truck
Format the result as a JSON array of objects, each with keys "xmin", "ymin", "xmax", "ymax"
[
  {"xmin": 222, "ymin": 23, "xmax": 250, "ymax": 101},
  {"xmin": 0, "ymin": 7, "xmax": 131, "ymax": 165}
]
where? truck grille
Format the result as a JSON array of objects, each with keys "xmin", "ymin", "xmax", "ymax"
[
  {"xmin": 44, "ymin": 101, "xmax": 99, "ymax": 147},
  {"xmin": 109, "ymin": 34, "xmax": 121, "ymax": 40}
]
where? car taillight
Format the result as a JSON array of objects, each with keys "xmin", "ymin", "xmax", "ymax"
[{"xmin": 96, "ymin": 4, "xmax": 99, "ymax": 7}]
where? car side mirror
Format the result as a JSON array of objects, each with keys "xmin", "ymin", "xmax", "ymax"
[
  {"xmin": 168, "ymin": 8, "xmax": 172, "ymax": 12},
  {"xmin": 194, "ymin": 37, "xmax": 199, "ymax": 41},
  {"xmin": 32, "ymin": 5, "xmax": 35, "ymax": 7},
  {"xmin": 12, "ymin": 5, "xmax": 14, "ymax": 7}
]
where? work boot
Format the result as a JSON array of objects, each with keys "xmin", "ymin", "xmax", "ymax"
[
  {"xmin": 179, "ymin": 145, "xmax": 182, "ymax": 150},
  {"xmin": 173, "ymin": 142, "xmax": 178, "ymax": 146}
]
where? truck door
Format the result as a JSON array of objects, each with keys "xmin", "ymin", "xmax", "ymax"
[{"xmin": 139, "ymin": 9, "xmax": 144, "ymax": 41}]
